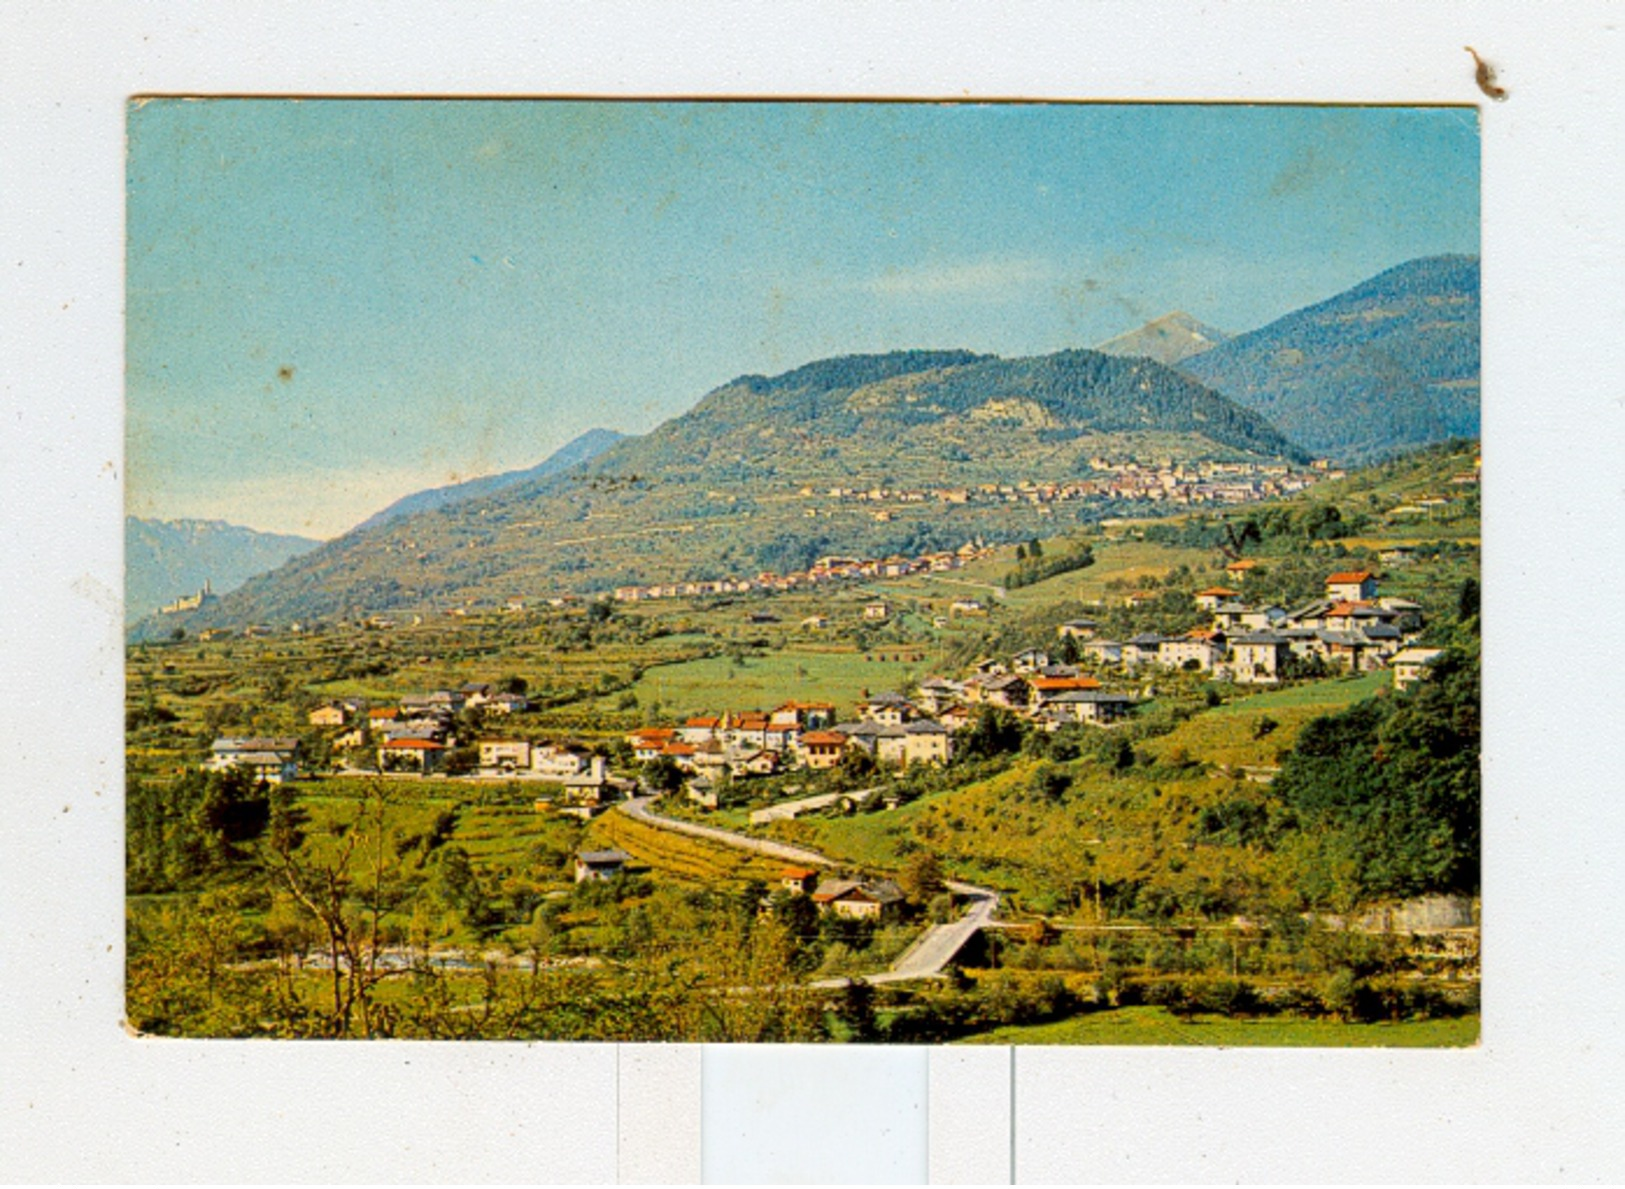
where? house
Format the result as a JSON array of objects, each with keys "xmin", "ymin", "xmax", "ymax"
[
  {"xmin": 459, "ymin": 682, "xmax": 496, "ymax": 708},
  {"xmin": 1159, "ymin": 633, "xmax": 1226, "ymax": 672},
  {"xmin": 627, "ymin": 727, "xmax": 678, "ymax": 761},
  {"xmin": 950, "ymin": 598, "xmax": 988, "ymax": 616},
  {"xmin": 812, "ymin": 879, "xmax": 906, "ymax": 921},
  {"xmin": 780, "ymin": 867, "xmax": 819, "ymax": 895},
  {"xmin": 1124, "ymin": 590, "xmax": 1156, "ymax": 608},
  {"xmin": 1235, "ymin": 605, "xmax": 1288, "ymax": 632},
  {"xmin": 1225, "ymin": 558, "xmax": 1261, "ymax": 578},
  {"xmin": 1028, "ymin": 675, "xmax": 1103, "ymax": 711},
  {"xmin": 533, "ymin": 744, "xmax": 592, "ymax": 779},
  {"xmin": 377, "ymin": 737, "xmax": 446, "ymax": 774},
  {"xmin": 559, "ymin": 758, "xmax": 613, "ymax": 807},
  {"xmin": 799, "ymin": 730, "xmax": 849, "ymax": 770},
  {"xmin": 980, "ymin": 674, "xmax": 1030, "ymax": 709},
  {"xmin": 368, "ymin": 707, "xmax": 401, "ymax": 726},
  {"xmin": 478, "ymin": 739, "xmax": 532, "ymax": 773},
  {"xmin": 1011, "ymin": 648, "xmax": 1051, "ymax": 673},
  {"xmin": 900, "ymin": 719, "xmax": 953, "ymax": 766},
  {"xmin": 1391, "ymin": 646, "xmax": 1446, "ymax": 691},
  {"xmin": 1078, "ymin": 639, "xmax": 1123, "ymax": 666},
  {"xmin": 1229, "ymin": 633, "xmax": 1293, "ymax": 684},
  {"xmin": 206, "ymin": 737, "xmax": 300, "ymax": 784},
  {"xmin": 1325, "ymin": 570, "xmax": 1379, "ymax": 602},
  {"xmin": 662, "ymin": 742, "xmax": 699, "ymax": 771},
  {"xmin": 484, "ymin": 692, "xmax": 529, "ymax": 716},
  {"xmin": 938, "ymin": 705, "xmax": 973, "ymax": 732},
  {"xmin": 1043, "ymin": 689, "xmax": 1135, "ymax": 726},
  {"xmin": 1316, "ymin": 630, "xmax": 1378, "ymax": 671},
  {"xmin": 1056, "ymin": 619, "xmax": 1099, "ymax": 640},
  {"xmin": 856, "ymin": 692, "xmax": 917, "ymax": 725},
  {"xmin": 680, "ymin": 716, "xmax": 723, "ymax": 745},
  {"xmin": 734, "ymin": 749, "xmax": 782, "ymax": 777},
  {"xmin": 863, "ymin": 601, "xmax": 891, "ymax": 621},
  {"xmin": 914, "ymin": 678, "xmax": 961, "ymax": 715},
  {"xmin": 307, "ymin": 702, "xmax": 349, "ymax": 728},
  {"xmin": 1194, "ymin": 586, "xmax": 1242, "ymax": 611},
  {"xmin": 1121, "ymin": 634, "xmax": 1165, "ymax": 667},
  {"xmin": 333, "ymin": 726, "xmax": 368, "ymax": 751},
  {"xmin": 723, "ymin": 712, "xmax": 772, "ymax": 751},
  {"xmin": 770, "ymin": 701, "xmax": 837, "ymax": 732},
  {"xmin": 574, "ymin": 849, "xmax": 631, "ymax": 883}
]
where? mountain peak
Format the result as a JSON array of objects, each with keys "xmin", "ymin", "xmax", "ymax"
[{"xmin": 1095, "ymin": 312, "xmax": 1230, "ymax": 366}]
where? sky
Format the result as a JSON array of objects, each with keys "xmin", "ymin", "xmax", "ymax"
[{"xmin": 126, "ymin": 100, "xmax": 1479, "ymax": 538}]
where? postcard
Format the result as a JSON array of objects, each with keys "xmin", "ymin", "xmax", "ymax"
[{"xmin": 123, "ymin": 98, "xmax": 1481, "ymax": 1047}]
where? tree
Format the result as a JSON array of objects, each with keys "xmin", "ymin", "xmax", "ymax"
[
  {"xmin": 958, "ymin": 706, "xmax": 1024, "ymax": 760},
  {"xmin": 640, "ymin": 756, "xmax": 686, "ymax": 796},
  {"xmin": 899, "ymin": 851, "xmax": 945, "ymax": 905}
]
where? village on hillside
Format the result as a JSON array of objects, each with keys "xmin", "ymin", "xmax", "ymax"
[{"xmin": 214, "ymin": 565, "xmax": 1444, "ymax": 808}]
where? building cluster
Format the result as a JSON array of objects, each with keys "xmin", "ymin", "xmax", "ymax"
[
  {"xmin": 612, "ymin": 543, "xmax": 991, "ymax": 604},
  {"xmin": 303, "ymin": 682, "xmax": 531, "ymax": 774},
  {"xmin": 803, "ymin": 460, "xmax": 1324, "ymax": 515},
  {"xmin": 1059, "ymin": 569, "xmax": 1443, "ymax": 685}
]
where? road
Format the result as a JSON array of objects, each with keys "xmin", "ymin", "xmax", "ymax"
[
  {"xmin": 621, "ymin": 796, "xmax": 834, "ymax": 869},
  {"xmin": 618, "ymin": 796, "xmax": 999, "ymax": 982}
]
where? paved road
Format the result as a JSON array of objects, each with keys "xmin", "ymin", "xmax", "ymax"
[{"xmin": 619, "ymin": 796, "xmax": 998, "ymax": 982}]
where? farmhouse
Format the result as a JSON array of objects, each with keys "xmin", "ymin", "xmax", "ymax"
[
  {"xmin": 206, "ymin": 737, "xmax": 300, "ymax": 784},
  {"xmin": 780, "ymin": 867, "xmax": 819, "ymax": 895},
  {"xmin": 811, "ymin": 878, "xmax": 906, "ymax": 922}
]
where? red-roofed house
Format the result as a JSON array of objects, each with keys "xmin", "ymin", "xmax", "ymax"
[
  {"xmin": 1325, "ymin": 570, "xmax": 1378, "ymax": 601},
  {"xmin": 799, "ymin": 730, "xmax": 849, "ymax": 770},
  {"xmin": 378, "ymin": 737, "xmax": 446, "ymax": 774},
  {"xmin": 1194, "ymin": 586, "xmax": 1242, "ymax": 611}
]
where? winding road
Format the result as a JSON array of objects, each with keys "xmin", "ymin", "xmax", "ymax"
[{"xmin": 618, "ymin": 795, "xmax": 999, "ymax": 982}]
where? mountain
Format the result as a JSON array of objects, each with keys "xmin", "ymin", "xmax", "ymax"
[
  {"xmin": 140, "ymin": 347, "xmax": 1302, "ymax": 632},
  {"xmin": 1180, "ymin": 255, "xmax": 1480, "ymax": 462},
  {"xmin": 1095, "ymin": 311, "xmax": 1230, "ymax": 366},
  {"xmin": 125, "ymin": 518, "xmax": 321, "ymax": 624},
  {"xmin": 354, "ymin": 427, "xmax": 625, "ymax": 532}
]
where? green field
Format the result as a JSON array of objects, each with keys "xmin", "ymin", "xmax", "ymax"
[
  {"xmin": 608, "ymin": 646, "xmax": 942, "ymax": 717},
  {"xmin": 959, "ymin": 1005, "xmax": 1479, "ymax": 1046}
]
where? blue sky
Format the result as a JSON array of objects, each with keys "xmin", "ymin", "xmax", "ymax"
[{"xmin": 127, "ymin": 100, "xmax": 1479, "ymax": 537}]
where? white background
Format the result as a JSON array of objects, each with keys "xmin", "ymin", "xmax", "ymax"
[{"xmin": 4, "ymin": 2, "xmax": 1623, "ymax": 1182}]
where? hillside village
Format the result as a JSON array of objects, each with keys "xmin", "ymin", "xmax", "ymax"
[{"xmin": 224, "ymin": 565, "xmax": 1444, "ymax": 810}]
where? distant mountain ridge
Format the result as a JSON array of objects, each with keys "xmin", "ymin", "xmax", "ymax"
[
  {"xmin": 124, "ymin": 518, "xmax": 320, "ymax": 624},
  {"xmin": 1095, "ymin": 311, "xmax": 1230, "ymax": 366},
  {"xmin": 136, "ymin": 346, "xmax": 1300, "ymax": 633},
  {"xmin": 1180, "ymin": 255, "xmax": 1480, "ymax": 461},
  {"xmin": 355, "ymin": 427, "xmax": 625, "ymax": 532}
]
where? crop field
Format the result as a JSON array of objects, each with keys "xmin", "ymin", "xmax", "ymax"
[
  {"xmin": 602, "ymin": 646, "xmax": 942, "ymax": 717},
  {"xmin": 584, "ymin": 809, "xmax": 787, "ymax": 885}
]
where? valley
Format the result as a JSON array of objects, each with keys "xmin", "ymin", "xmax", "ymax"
[{"xmin": 125, "ymin": 439, "xmax": 1481, "ymax": 1043}]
